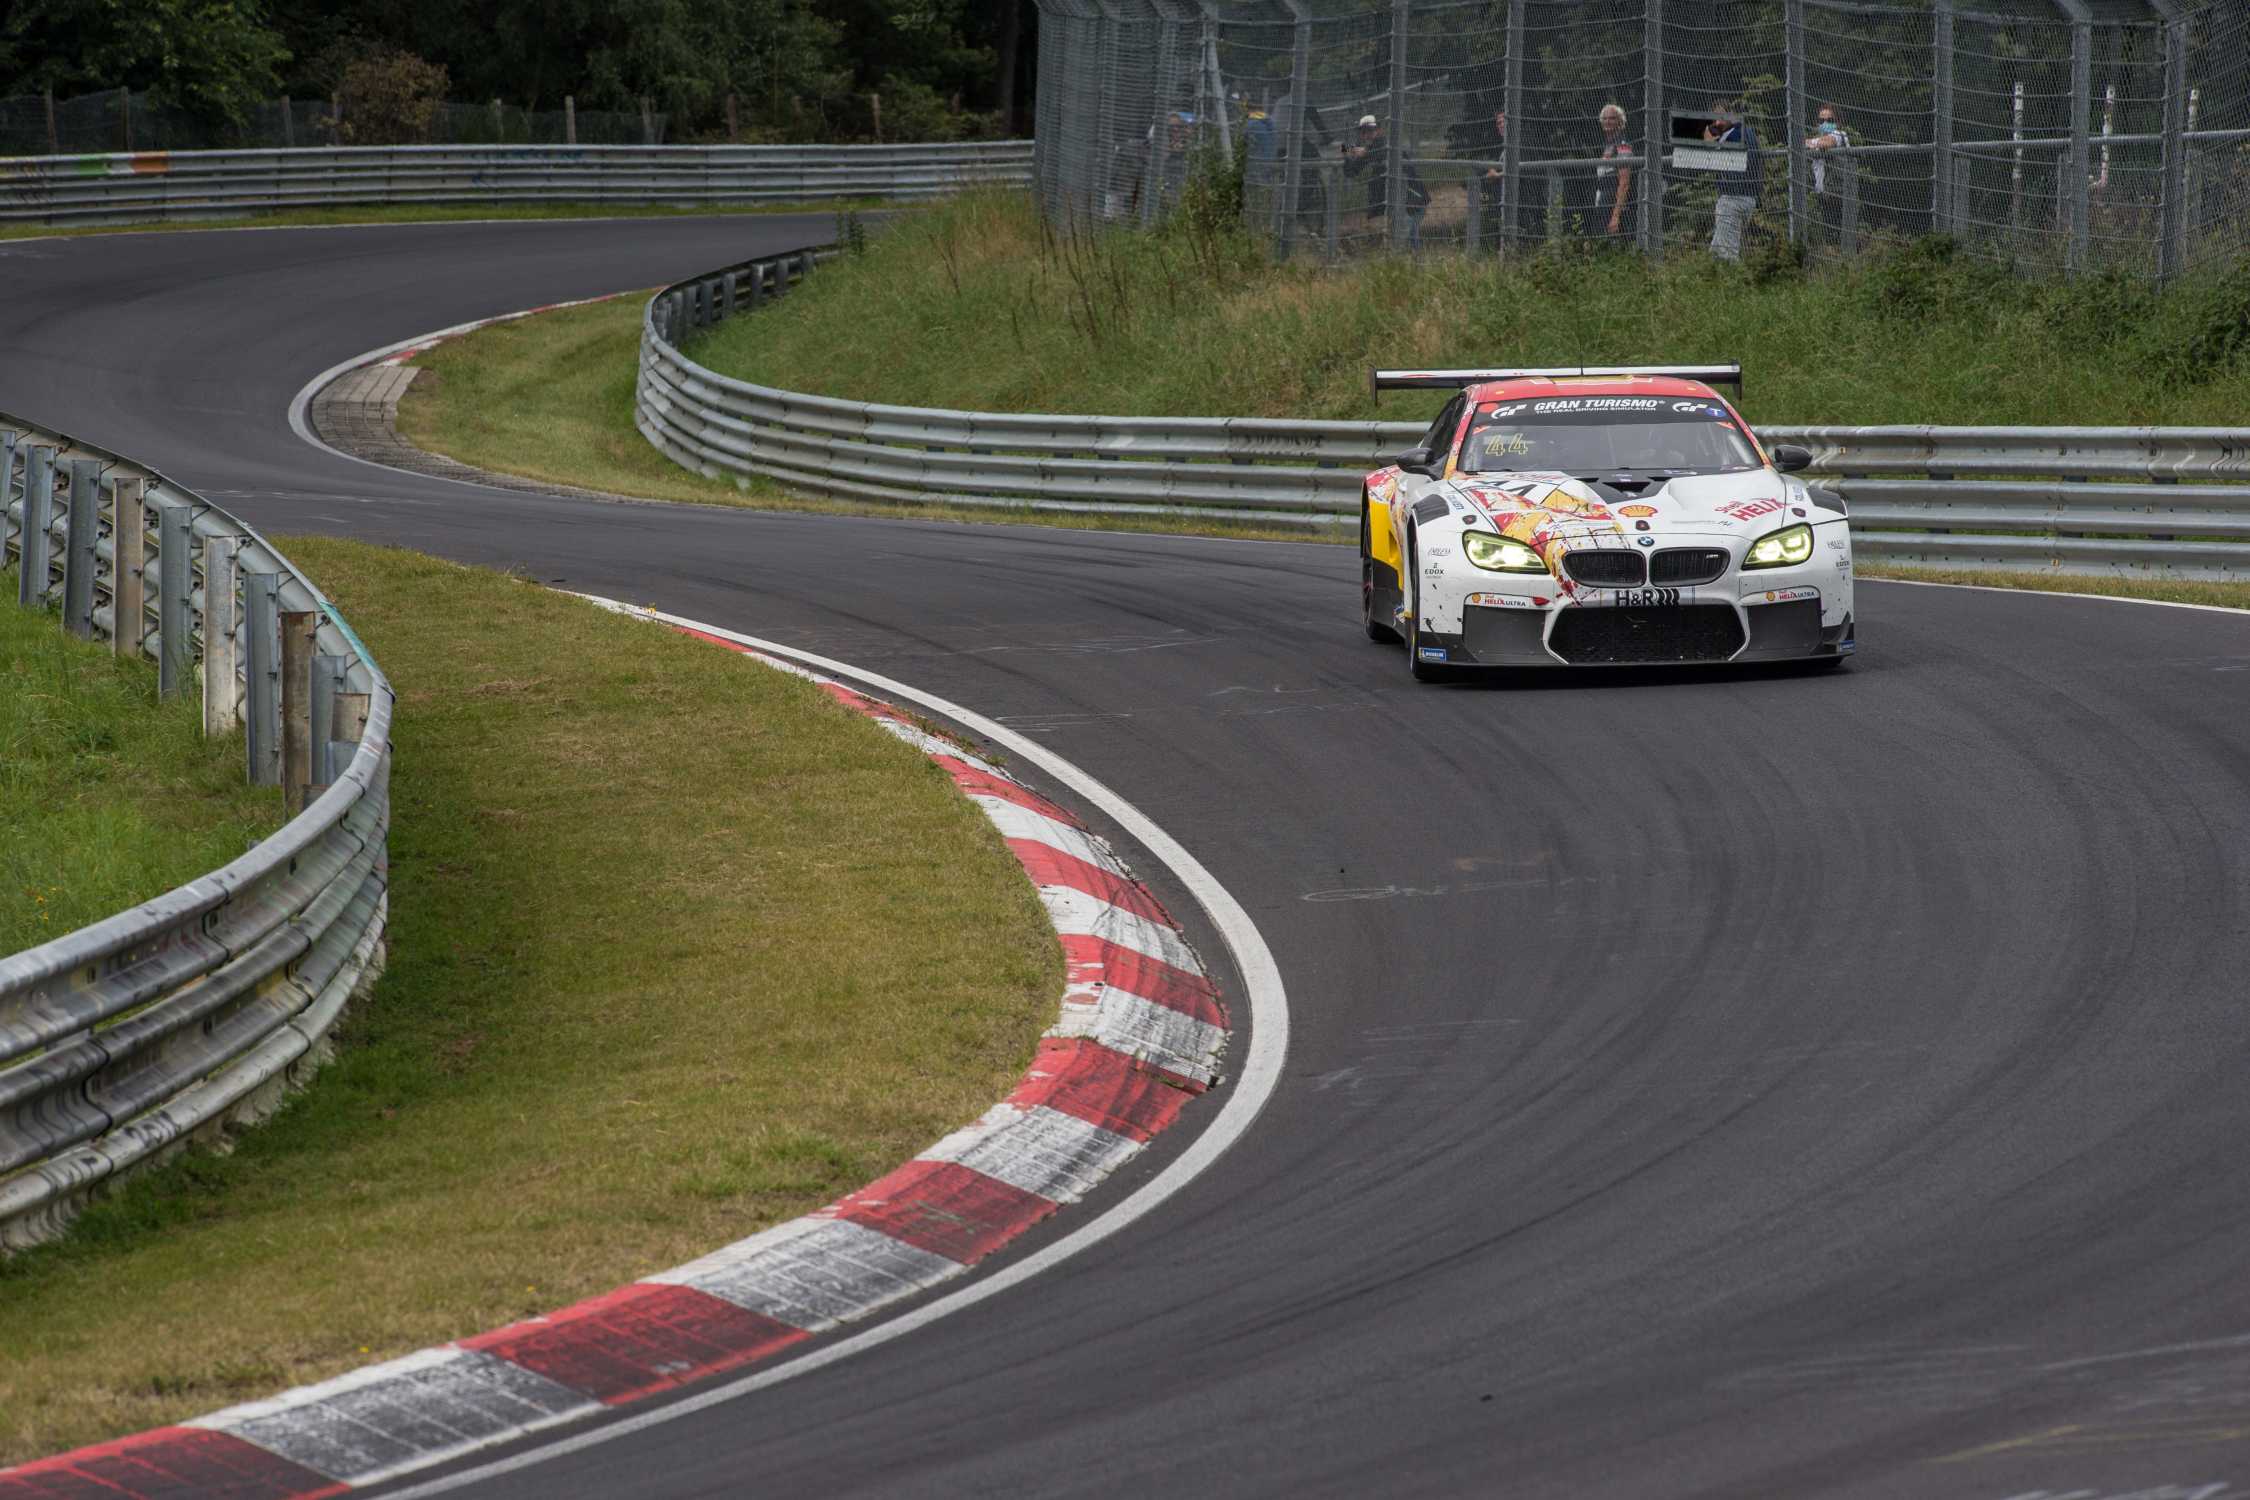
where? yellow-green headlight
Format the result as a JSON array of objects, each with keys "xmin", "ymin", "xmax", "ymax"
[
  {"xmin": 1743, "ymin": 522, "xmax": 1814, "ymax": 570},
  {"xmin": 1463, "ymin": 531, "xmax": 1548, "ymax": 573}
]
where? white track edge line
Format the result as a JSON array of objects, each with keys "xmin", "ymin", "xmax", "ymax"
[
  {"xmin": 1861, "ymin": 573, "xmax": 2250, "ymax": 616},
  {"xmin": 375, "ymin": 600, "xmax": 1290, "ymax": 1498}
]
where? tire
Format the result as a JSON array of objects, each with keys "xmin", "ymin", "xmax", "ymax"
[{"xmin": 1362, "ymin": 503, "xmax": 1401, "ymax": 644}]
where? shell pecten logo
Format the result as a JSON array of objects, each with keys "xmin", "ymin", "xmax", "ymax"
[{"xmin": 1618, "ymin": 504, "xmax": 1658, "ymax": 518}]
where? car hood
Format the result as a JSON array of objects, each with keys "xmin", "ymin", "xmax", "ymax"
[{"xmin": 1449, "ymin": 470, "xmax": 1800, "ymax": 547}]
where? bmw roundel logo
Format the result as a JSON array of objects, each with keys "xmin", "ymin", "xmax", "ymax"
[{"xmin": 1636, "ymin": 536, "xmax": 1656, "ymax": 547}]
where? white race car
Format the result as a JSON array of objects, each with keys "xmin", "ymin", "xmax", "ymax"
[{"xmin": 1360, "ymin": 365, "xmax": 1854, "ymax": 682}]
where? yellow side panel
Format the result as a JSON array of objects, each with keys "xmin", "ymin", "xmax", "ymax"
[{"xmin": 1368, "ymin": 495, "xmax": 1401, "ymax": 571}]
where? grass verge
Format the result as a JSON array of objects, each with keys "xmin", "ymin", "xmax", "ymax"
[
  {"xmin": 0, "ymin": 539, "xmax": 1059, "ymax": 1463},
  {"xmin": 0, "ymin": 198, "xmax": 884, "ymax": 243},
  {"xmin": 393, "ymin": 293, "xmax": 1331, "ymax": 542},
  {"xmin": 1, "ymin": 573, "xmax": 278, "ymax": 954}
]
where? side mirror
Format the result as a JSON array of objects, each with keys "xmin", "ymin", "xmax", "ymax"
[
  {"xmin": 1770, "ymin": 443, "xmax": 1814, "ymax": 474},
  {"xmin": 1395, "ymin": 447, "xmax": 1441, "ymax": 477}
]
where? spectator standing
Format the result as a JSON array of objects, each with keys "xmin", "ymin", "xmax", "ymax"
[
  {"xmin": 1470, "ymin": 104, "xmax": 1508, "ymax": 250},
  {"xmin": 1704, "ymin": 97, "xmax": 1760, "ymax": 261},
  {"xmin": 1804, "ymin": 103, "xmax": 1847, "ymax": 193},
  {"xmin": 1344, "ymin": 112, "xmax": 1431, "ymax": 251},
  {"xmin": 1584, "ymin": 103, "xmax": 1635, "ymax": 244}
]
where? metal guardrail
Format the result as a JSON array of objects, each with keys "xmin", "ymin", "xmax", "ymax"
[
  {"xmin": 1, "ymin": 412, "xmax": 392, "ymax": 1249},
  {"xmin": 635, "ymin": 242, "xmax": 2250, "ymax": 580},
  {"xmin": 0, "ymin": 141, "xmax": 1033, "ymax": 227}
]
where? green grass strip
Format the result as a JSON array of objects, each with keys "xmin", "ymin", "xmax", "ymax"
[
  {"xmin": 0, "ymin": 540, "xmax": 1058, "ymax": 1462},
  {"xmin": 1, "ymin": 573, "xmax": 278, "ymax": 953}
]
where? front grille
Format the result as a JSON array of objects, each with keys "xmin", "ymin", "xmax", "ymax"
[
  {"xmin": 1549, "ymin": 605, "xmax": 1746, "ymax": 665},
  {"xmin": 1561, "ymin": 550, "xmax": 1645, "ymax": 588},
  {"xmin": 1650, "ymin": 548, "xmax": 1730, "ymax": 586}
]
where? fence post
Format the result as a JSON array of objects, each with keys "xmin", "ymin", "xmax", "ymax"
[
  {"xmin": 312, "ymin": 654, "xmax": 346, "ymax": 786},
  {"xmin": 120, "ymin": 86, "xmax": 132, "ymax": 153},
  {"xmin": 640, "ymin": 97, "xmax": 655, "ymax": 146},
  {"xmin": 1144, "ymin": 10, "xmax": 1180, "ymax": 228},
  {"xmin": 1840, "ymin": 153, "xmax": 1860, "ymax": 254},
  {"xmin": 281, "ymin": 609, "xmax": 316, "ymax": 814},
  {"xmin": 2062, "ymin": 1, "xmax": 2093, "ymax": 275},
  {"xmin": 1501, "ymin": 0, "xmax": 1524, "ymax": 255},
  {"xmin": 1933, "ymin": 0, "xmax": 1956, "ymax": 236},
  {"xmin": 565, "ymin": 95, "xmax": 578, "ymax": 145},
  {"xmin": 156, "ymin": 501, "xmax": 191, "ymax": 698},
  {"xmin": 1386, "ymin": 0, "xmax": 1409, "ymax": 250},
  {"xmin": 1641, "ymin": 0, "xmax": 1665, "ymax": 256},
  {"xmin": 1785, "ymin": 0, "xmax": 1807, "ymax": 245},
  {"xmin": 282, "ymin": 98, "xmax": 295, "ymax": 149},
  {"xmin": 62, "ymin": 458, "xmax": 100, "ymax": 637},
  {"xmin": 243, "ymin": 569, "xmax": 282, "ymax": 785},
  {"xmin": 112, "ymin": 477, "xmax": 145, "ymax": 659},
  {"xmin": 17, "ymin": 444, "xmax": 54, "ymax": 608},
  {"xmin": 203, "ymin": 537, "xmax": 241, "ymax": 735},
  {"xmin": 1277, "ymin": 2, "xmax": 1312, "ymax": 259},
  {"xmin": 490, "ymin": 97, "xmax": 505, "ymax": 143},
  {"xmin": 43, "ymin": 86, "xmax": 57, "ymax": 154},
  {"xmin": 725, "ymin": 93, "xmax": 737, "ymax": 143},
  {"xmin": 2155, "ymin": 6, "xmax": 2187, "ymax": 280}
]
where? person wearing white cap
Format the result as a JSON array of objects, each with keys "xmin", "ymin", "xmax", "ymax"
[{"xmin": 1343, "ymin": 112, "xmax": 1430, "ymax": 250}]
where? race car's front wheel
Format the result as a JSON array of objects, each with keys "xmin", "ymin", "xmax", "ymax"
[
  {"xmin": 1364, "ymin": 557, "xmax": 1401, "ymax": 643},
  {"xmin": 1362, "ymin": 507, "xmax": 1402, "ymax": 644}
]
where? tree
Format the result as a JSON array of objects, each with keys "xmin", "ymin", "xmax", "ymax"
[{"xmin": 0, "ymin": 0, "xmax": 288, "ymax": 123}]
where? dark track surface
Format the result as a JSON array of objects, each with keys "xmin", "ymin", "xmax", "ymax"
[{"xmin": 7, "ymin": 218, "xmax": 2250, "ymax": 1500}]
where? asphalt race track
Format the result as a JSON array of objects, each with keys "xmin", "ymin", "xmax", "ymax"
[{"xmin": 6, "ymin": 217, "xmax": 2250, "ymax": 1500}]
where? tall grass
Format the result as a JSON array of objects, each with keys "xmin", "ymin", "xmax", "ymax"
[{"xmin": 693, "ymin": 189, "xmax": 2250, "ymax": 429}]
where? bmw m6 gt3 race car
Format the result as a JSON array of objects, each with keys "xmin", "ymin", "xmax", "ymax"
[{"xmin": 1360, "ymin": 365, "xmax": 1854, "ymax": 682}]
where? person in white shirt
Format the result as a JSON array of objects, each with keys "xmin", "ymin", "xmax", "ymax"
[{"xmin": 1805, "ymin": 105, "xmax": 1847, "ymax": 195}]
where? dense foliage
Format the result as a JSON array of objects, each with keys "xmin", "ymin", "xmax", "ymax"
[{"xmin": 0, "ymin": 0, "xmax": 1033, "ymax": 138}]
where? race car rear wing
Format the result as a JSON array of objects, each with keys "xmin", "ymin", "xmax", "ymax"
[{"xmin": 1370, "ymin": 364, "xmax": 1744, "ymax": 401}]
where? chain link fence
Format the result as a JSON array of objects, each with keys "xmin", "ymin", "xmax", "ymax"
[
  {"xmin": 0, "ymin": 88, "xmax": 668, "ymax": 157},
  {"xmin": 1033, "ymin": 0, "xmax": 2250, "ymax": 278}
]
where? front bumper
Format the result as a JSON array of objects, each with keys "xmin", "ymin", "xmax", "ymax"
[{"xmin": 1410, "ymin": 540, "xmax": 1855, "ymax": 669}]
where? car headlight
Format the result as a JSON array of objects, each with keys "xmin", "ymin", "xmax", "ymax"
[
  {"xmin": 1463, "ymin": 531, "xmax": 1548, "ymax": 573},
  {"xmin": 1743, "ymin": 522, "xmax": 1814, "ymax": 570}
]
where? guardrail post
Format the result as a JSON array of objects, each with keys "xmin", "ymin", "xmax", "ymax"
[
  {"xmin": 1785, "ymin": 0, "xmax": 1807, "ymax": 245},
  {"xmin": 312, "ymin": 653, "xmax": 346, "ymax": 786},
  {"xmin": 281, "ymin": 609, "xmax": 316, "ymax": 814},
  {"xmin": 112, "ymin": 477, "xmax": 145, "ymax": 659},
  {"xmin": 62, "ymin": 457, "xmax": 100, "ymax": 637},
  {"xmin": 1642, "ymin": 0, "xmax": 1666, "ymax": 256},
  {"xmin": 156, "ymin": 501, "xmax": 192, "ymax": 697},
  {"xmin": 243, "ymin": 569, "xmax": 282, "ymax": 784},
  {"xmin": 2, "ymin": 430, "xmax": 19, "ymax": 567},
  {"xmin": 1933, "ymin": 0, "xmax": 1956, "ymax": 235},
  {"xmin": 203, "ymin": 536, "xmax": 241, "ymax": 734},
  {"xmin": 17, "ymin": 444, "xmax": 54, "ymax": 608}
]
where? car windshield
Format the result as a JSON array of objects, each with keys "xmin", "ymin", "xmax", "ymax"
[{"xmin": 1459, "ymin": 396, "xmax": 1761, "ymax": 476}]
